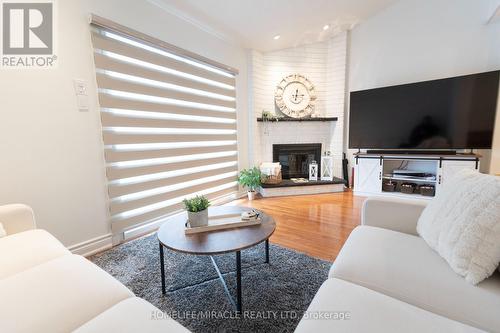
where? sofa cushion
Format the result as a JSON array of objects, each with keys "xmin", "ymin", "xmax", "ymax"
[
  {"xmin": 416, "ymin": 169, "xmax": 500, "ymax": 285},
  {"xmin": 295, "ymin": 278, "xmax": 483, "ymax": 333},
  {"xmin": 0, "ymin": 229, "xmax": 70, "ymax": 279},
  {"xmin": 329, "ymin": 226, "xmax": 500, "ymax": 333},
  {"xmin": 74, "ymin": 297, "xmax": 190, "ymax": 333},
  {"xmin": 0, "ymin": 254, "xmax": 133, "ymax": 333}
]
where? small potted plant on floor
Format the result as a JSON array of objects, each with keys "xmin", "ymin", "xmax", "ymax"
[
  {"xmin": 238, "ymin": 167, "xmax": 261, "ymax": 200},
  {"xmin": 183, "ymin": 195, "xmax": 210, "ymax": 227}
]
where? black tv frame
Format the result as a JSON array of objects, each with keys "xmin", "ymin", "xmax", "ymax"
[{"xmin": 348, "ymin": 70, "xmax": 500, "ymax": 152}]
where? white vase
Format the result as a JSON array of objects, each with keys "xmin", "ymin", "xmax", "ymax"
[
  {"xmin": 187, "ymin": 209, "xmax": 208, "ymax": 227},
  {"xmin": 247, "ymin": 191, "xmax": 256, "ymax": 200}
]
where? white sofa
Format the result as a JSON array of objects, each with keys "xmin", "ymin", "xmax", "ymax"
[
  {"xmin": 0, "ymin": 204, "xmax": 190, "ymax": 333},
  {"xmin": 296, "ymin": 197, "xmax": 500, "ymax": 333}
]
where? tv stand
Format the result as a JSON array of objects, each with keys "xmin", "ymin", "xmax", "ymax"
[
  {"xmin": 366, "ymin": 150, "xmax": 457, "ymax": 155},
  {"xmin": 353, "ymin": 152, "xmax": 480, "ymax": 200}
]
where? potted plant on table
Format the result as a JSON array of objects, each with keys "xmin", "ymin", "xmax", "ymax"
[
  {"xmin": 238, "ymin": 167, "xmax": 261, "ymax": 200},
  {"xmin": 183, "ymin": 195, "xmax": 210, "ymax": 227}
]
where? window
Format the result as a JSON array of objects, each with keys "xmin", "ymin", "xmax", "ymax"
[{"xmin": 90, "ymin": 16, "xmax": 239, "ymax": 235}]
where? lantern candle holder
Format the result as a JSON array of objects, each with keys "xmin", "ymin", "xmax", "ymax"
[
  {"xmin": 309, "ymin": 160, "xmax": 318, "ymax": 181},
  {"xmin": 321, "ymin": 152, "xmax": 333, "ymax": 181}
]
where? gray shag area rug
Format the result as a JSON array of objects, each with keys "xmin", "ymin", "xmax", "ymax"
[{"xmin": 90, "ymin": 233, "xmax": 331, "ymax": 333}]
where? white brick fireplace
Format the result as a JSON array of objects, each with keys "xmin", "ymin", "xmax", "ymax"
[{"xmin": 249, "ymin": 32, "xmax": 348, "ymax": 178}]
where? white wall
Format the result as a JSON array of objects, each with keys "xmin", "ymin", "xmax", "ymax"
[
  {"xmin": 249, "ymin": 33, "xmax": 348, "ymax": 177},
  {"xmin": 347, "ymin": 0, "xmax": 500, "ymax": 173},
  {"xmin": 0, "ymin": 0, "xmax": 248, "ymax": 249}
]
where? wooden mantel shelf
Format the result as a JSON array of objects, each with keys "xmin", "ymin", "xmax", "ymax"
[{"xmin": 256, "ymin": 117, "xmax": 338, "ymax": 122}]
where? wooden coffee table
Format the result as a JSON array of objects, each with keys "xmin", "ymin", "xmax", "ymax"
[{"xmin": 157, "ymin": 206, "xmax": 276, "ymax": 312}]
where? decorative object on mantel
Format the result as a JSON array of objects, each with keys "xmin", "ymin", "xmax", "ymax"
[
  {"xmin": 184, "ymin": 211, "xmax": 261, "ymax": 235},
  {"xmin": 238, "ymin": 167, "xmax": 262, "ymax": 200},
  {"xmin": 261, "ymin": 110, "xmax": 283, "ymax": 122},
  {"xmin": 309, "ymin": 160, "xmax": 318, "ymax": 181},
  {"xmin": 260, "ymin": 162, "xmax": 282, "ymax": 185},
  {"xmin": 261, "ymin": 110, "xmax": 283, "ymax": 135},
  {"xmin": 321, "ymin": 151, "xmax": 334, "ymax": 181},
  {"xmin": 275, "ymin": 74, "xmax": 317, "ymax": 118},
  {"xmin": 183, "ymin": 195, "xmax": 210, "ymax": 227}
]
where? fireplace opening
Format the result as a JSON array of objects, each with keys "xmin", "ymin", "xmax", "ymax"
[{"xmin": 273, "ymin": 143, "xmax": 322, "ymax": 179}]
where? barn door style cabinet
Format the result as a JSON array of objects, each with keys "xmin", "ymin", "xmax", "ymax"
[{"xmin": 353, "ymin": 153, "xmax": 480, "ymax": 200}]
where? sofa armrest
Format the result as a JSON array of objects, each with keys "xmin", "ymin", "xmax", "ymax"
[
  {"xmin": 0, "ymin": 204, "xmax": 36, "ymax": 235},
  {"xmin": 361, "ymin": 197, "xmax": 428, "ymax": 236}
]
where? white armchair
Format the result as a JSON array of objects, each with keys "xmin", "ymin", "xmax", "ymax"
[
  {"xmin": 0, "ymin": 204, "xmax": 36, "ymax": 236},
  {"xmin": 361, "ymin": 197, "xmax": 428, "ymax": 236}
]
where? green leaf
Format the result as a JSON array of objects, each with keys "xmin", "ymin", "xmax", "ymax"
[
  {"xmin": 183, "ymin": 195, "xmax": 210, "ymax": 212},
  {"xmin": 238, "ymin": 167, "xmax": 262, "ymax": 191}
]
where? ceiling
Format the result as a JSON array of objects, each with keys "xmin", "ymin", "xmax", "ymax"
[{"xmin": 152, "ymin": 0, "xmax": 398, "ymax": 52}]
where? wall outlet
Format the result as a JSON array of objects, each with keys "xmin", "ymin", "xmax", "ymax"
[{"xmin": 76, "ymin": 95, "xmax": 89, "ymax": 111}]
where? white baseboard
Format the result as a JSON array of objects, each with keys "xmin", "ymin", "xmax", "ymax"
[
  {"xmin": 68, "ymin": 233, "xmax": 113, "ymax": 257},
  {"xmin": 122, "ymin": 212, "xmax": 183, "ymax": 241}
]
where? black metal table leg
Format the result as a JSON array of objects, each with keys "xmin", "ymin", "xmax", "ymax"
[
  {"xmin": 159, "ymin": 242, "xmax": 166, "ymax": 294},
  {"xmin": 236, "ymin": 250, "xmax": 242, "ymax": 313},
  {"xmin": 265, "ymin": 239, "xmax": 269, "ymax": 264}
]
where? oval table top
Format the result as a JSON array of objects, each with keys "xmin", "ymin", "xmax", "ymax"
[{"xmin": 157, "ymin": 206, "xmax": 276, "ymax": 255}]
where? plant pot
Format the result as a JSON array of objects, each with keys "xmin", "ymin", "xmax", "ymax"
[
  {"xmin": 247, "ymin": 191, "xmax": 256, "ymax": 200},
  {"xmin": 187, "ymin": 209, "xmax": 208, "ymax": 227}
]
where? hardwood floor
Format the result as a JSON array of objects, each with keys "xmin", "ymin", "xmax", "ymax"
[{"xmin": 227, "ymin": 191, "xmax": 366, "ymax": 262}]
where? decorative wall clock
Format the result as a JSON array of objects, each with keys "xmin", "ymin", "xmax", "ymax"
[{"xmin": 275, "ymin": 74, "xmax": 317, "ymax": 118}]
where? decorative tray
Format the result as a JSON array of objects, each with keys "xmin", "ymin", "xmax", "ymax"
[{"xmin": 185, "ymin": 212, "xmax": 261, "ymax": 235}]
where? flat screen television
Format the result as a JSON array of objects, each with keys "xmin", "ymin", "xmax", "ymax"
[{"xmin": 349, "ymin": 70, "xmax": 499, "ymax": 150}]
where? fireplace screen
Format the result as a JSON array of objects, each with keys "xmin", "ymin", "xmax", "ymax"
[{"xmin": 273, "ymin": 144, "xmax": 322, "ymax": 179}]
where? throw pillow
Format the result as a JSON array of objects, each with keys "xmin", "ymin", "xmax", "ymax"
[
  {"xmin": 0, "ymin": 222, "xmax": 6, "ymax": 238},
  {"xmin": 416, "ymin": 169, "xmax": 500, "ymax": 285}
]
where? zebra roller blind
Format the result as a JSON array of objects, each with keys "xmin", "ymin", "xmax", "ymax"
[{"xmin": 90, "ymin": 16, "xmax": 239, "ymax": 233}]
